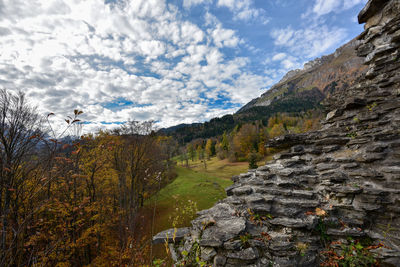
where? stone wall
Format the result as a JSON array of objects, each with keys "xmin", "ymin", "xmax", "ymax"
[{"xmin": 153, "ymin": 0, "xmax": 400, "ymax": 265}]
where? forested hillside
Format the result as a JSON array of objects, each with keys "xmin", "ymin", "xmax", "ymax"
[
  {"xmin": 178, "ymin": 111, "xmax": 322, "ymax": 166},
  {"xmin": 161, "ymin": 102, "xmax": 323, "ymax": 144}
]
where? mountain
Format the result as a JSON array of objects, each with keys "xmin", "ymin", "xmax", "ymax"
[
  {"xmin": 160, "ymin": 38, "xmax": 368, "ymax": 143},
  {"xmin": 158, "ymin": 123, "xmax": 202, "ymax": 134},
  {"xmin": 238, "ymin": 38, "xmax": 367, "ymax": 113}
]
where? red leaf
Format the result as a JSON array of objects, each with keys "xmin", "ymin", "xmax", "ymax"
[
  {"xmin": 29, "ymin": 134, "xmax": 38, "ymax": 140},
  {"xmin": 71, "ymin": 148, "xmax": 81, "ymax": 155},
  {"xmin": 62, "ymin": 144, "xmax": 69, "ymax": 150}
]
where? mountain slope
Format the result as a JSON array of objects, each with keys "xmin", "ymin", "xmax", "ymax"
[{"xmin": 238, "ymin": 38, "xmax": 367, "ymax": 113}]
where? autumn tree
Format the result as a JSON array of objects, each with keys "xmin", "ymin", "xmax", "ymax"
[
  {"xmin": 257, "ymin": 128, "xmax": 268, "ymax": 157},
  {"xmin": 231, "ymin": 123, "xmax": 259, "ymax": 161},
  {"xmin": 196, "ymin": 144, "xmax": 203, "ymax": 160},
  {"xmin": 269, "ymin": 123, "xmax": 285, "ymax": 138},
  {"xmin": 216, "ymin": 131, "xmax": 230, "ymax": 159},
  {"xmin": 187, "ymin": 143, "xmax": 195, "ymax": 161},
  {"xmin": 0, "ymin": 89, "xmax": 43, "ymax": 266},
  {"xmin": 158, "ymin": 136, "xmax": 178, "ymax": 169},
  {"xmin": 205, "ymin": 138, "xmax": 215, "ymax": 159},
  {"xmin": 221, "ymin": 131, "xmax": 229, "ymax": 152}
]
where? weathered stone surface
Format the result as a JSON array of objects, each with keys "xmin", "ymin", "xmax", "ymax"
[
  {"xmin": 232, "ymin": 186, "xmax": 253, "ymax": 196},
  {"xmin": 201, "ymin": 247, "xmax": 217, "ymax": 261},
  {"xmin": 267, "ymin": 134, "xmax": 309, "ymax": 149},
  {"xmin": 269, "ymin": 217, "xmax": 318, "ymax": 229},
  {"xmin": 316, "ymin": 163, "xmax": 339, "ymax": 171},
  {"xmin": 226, "ymin": 247, "xmax": 259, "ymax": 260},
  {"xmin": 200, "ymin": 217, "xmax": 246, "ymax": 247},
  {"xmin": 152, "ymin": 227, "xmax": 190, "ymax": 244},
  {"xmin": 327, "ymin": 228, "xmax": 365, "ymax": 237},
  {"xmin": 329, "ymin": 185, "xmax": 363, "ymax": 194},
  {"xmin": 358, "ymin": 0, "xmax": 390, "ymax": 24},
  {"xmin": 214, "ymin": 255, "xmax": 227, "ymax": 266},
  {"xmin": 326, "ymin": 109, "xmax": 342, "ymax": 121},
  {"xmin": 344, "ymin": 97, "xmax": 367, "ymax": 109}
]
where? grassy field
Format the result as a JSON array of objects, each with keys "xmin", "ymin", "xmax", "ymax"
[
  {"xmin": 187, "ymin": 156, "xmax": 273, "ymax": 177},
  {"xmin": 178, "ymin": 157, "xmax": 250, "ymax": 179},
  {"xmin": 140, "ymin": 158, "xmax": 243, "ymax": 234},
  {"xmin": 151, "ymin": 166, "xmax": 232, "ymax": 211},
  {"xmin": 141, "ymin": 156, "xmax": 273, "ymax": 230},
  {"xmin": 135, "ymin": 157, "xmax": 256, "ymax": 262}
]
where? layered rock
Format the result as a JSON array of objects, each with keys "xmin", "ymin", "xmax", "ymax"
[{"xmin": 155, "ymin": 0, "xmax": 400, "ymax": 266}]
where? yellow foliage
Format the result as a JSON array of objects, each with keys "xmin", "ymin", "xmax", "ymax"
[{"xmin": 269, "ymin": 123, "xmax": 285, "ymax": 138}]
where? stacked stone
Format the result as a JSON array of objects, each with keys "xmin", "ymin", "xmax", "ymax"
[{"xmin": 153, "ymin": 0, "xmax": 400, "ymax": 265}]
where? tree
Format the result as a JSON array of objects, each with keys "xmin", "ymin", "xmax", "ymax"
[
  {"xmin": 157, "ymin": 136, "xmax": 178, "ymax": 169},
  {"xmin": 196, "ymin": 145, "xmax": 203, "ymax": 160},
  {"xmin": 248, "ymin": 152, "xmax": 258, "ymax": 169},
  {"xmin": 267, "ymin": 114, "xmax": 279, "ymax": 128},
  {"xmin": 205, "ymin": 139, "xmax": 215, "ymax": 159},
  {"xmin": 187, "ymin": 143, "xmax": 195, "ymax": 162},
  {"xmin": 269, "ymin": 123, "xmax": 285, "ymax": 138},
  {"xmin": 221, "ymin": 131, "xmax": 229, "ymax": 152},
  {"xmin": 231, "ymin": 123, "xmax": 259, "ymax": 161},
  {"xmin": 0, "ymin": 89, "xmax": 43, "ymax": 265},
  {"xmin": 258, "ymin": 128, "xmax": 268, "ymax": 157}
]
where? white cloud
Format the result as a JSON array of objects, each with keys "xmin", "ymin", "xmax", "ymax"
[
  {"xmin": 272, "ymin": 52, "xmax": 287, "ymax": 61},
  {"xmin": 210, "ymin": 25, "xmax": 239, "ymax": 48},
  {"xmin": 343, "ymin": 0, "xmax": 366, "ymax": 10},
  {"xmin": 312, "ymin": 0, "xmax": 341, "ymax": 16},
  {"xmin": 270, "ymin": 25, "xmax": 347, "ymax": 58},
  {"xmin": 183, "ymin": 0, "xmax": 212, "ymax": 9},
  {"xmin": 281, "ymin": 58, "xmax": 300, "ymax": 70},
  {"xmin": 204, "ymin": 11, "xmax": 219, "ymax": 27},
  {"xmin": 225, "ymin": 72, "xmax": 273, "ymax": 104},
  {"xmin": 217, "ymin": 0, "xmax": 269, "ymax": 23},
  {"xmin": 270, "ymin": 53, "xmax": 301, "ymax": 72},
  {"xmin": 138, "ymin": 40, "xmax": 166, "ymax": 59},
  {"xmin": 309, "ymin": 0, "xmax": 367, "ymax": 17}
]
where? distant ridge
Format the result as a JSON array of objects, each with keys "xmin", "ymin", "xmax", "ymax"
[
  {"xmin": 158, "ymin": 123, "xmax": 202, "ymax": 134},
  {"xmin": 238, "ymin": 37, "xmax": 367, "ymax": 113}
]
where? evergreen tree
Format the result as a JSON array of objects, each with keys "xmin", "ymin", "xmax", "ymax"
[{"xmin": 248, "ymin": 152, "xmax": 258, "ymax": 169}]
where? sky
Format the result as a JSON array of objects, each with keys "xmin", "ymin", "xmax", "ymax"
[{"xmin": 0, "ymin": 0, "xmax": 368, "ymax": 134}]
